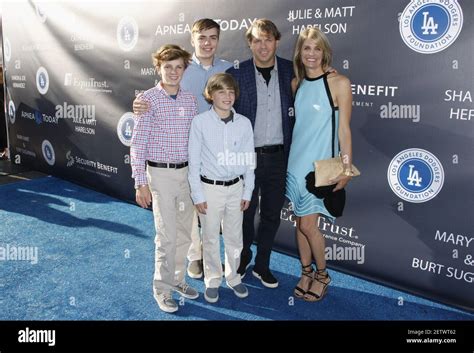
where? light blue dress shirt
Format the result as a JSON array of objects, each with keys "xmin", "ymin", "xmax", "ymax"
[
  {"xmin": 188, "ymin": 108, "xmax": 255, "ymax": 204},
  {"xmin": 181, "ymin": 54, "xmax": 233, "ymax": 114}
]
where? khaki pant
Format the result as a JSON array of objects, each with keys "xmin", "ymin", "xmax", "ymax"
[
  {"xmin": 187, "ymin": 212, "xmax": 202, "ymax": 261},
  {"xmin": 147, "ymin": 166, "xmax": 194, "ymax": 293},
  {"xmin": 200, "ymin": 180, "xmax": 244, "ymax": 288}
]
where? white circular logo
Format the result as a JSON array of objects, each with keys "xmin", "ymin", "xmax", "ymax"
[
  {"xmin": 400, "ymin": 0, "xmax": 463, "ymax": 54},
  {"xmin": 36, "ymin": 67, "xmax": 50, "ymax": 95},
  {"xmin": 4, "ymin": 38, "xmax": 11, "ymax": 62},
  {"xmin": 117, "ymin": 17, "xmax": 139, "ymax": 52},
  {"xmin": 387, "ymin": 148, "xmax": 444, "ymax": 203},
  {"xmin": 42, "ymin": 140, "xmax": 56, "ymax": 166},
  {"xmin": 117, "ymin": 112, "xmax": 135, "ymax": 146},
  {"xmin": 8, "ymin": 100, "xmax": 16, "ymax": 124}
]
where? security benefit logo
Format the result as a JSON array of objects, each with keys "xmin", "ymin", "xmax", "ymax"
[
  {"xmin": 400, "ymin": 0, "xmax": 463, "ymax": 54},
  {"xmin": 388, "ymin": 148, "xmax": 444, "ymax": 203}
]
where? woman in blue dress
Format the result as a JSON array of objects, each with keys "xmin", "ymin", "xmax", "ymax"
[{"xmin": 286, "ymin": 28, "xmax": 354, "ymax": 302}]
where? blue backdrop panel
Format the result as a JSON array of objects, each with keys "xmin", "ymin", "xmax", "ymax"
[{"xmin": 2, "ymin": 0, "xmax": 473, "ymax": 311}]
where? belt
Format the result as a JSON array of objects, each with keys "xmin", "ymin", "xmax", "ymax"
[
  {"xmin": 147, "ymin": 161, "xmax": 188, "ymax": 169},
  {"xmin": 200, "ymin": 175, "xmax": 243, "ymax": 186},
  {"xmin": 255, "ymin": 144, "xmax": 284, "ymax": 154}
]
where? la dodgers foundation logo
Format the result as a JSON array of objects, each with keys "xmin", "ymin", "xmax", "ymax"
[
  {"xmin": 400, "ymin": 0, "xmax": 463, "ymax": 54},
  {"xmin": 4, "ymin": 37, "xmax": 11, "ymax": 62},
  {"xmin": 117, "ymin": 112, "xmax": 135, "ymax": 146},
  {"xmin": 117, "ymin": 17, "xmax": 139, "ymax": 52},
  {"xmin": 36, "ymin": 67, "xmax": 49, "ymax": 95},
  {"xmin": 42, "ymin": 140, "xmax": 56, "ymax": 166},
  {"xmin": 388, "ymin": 148, "xmax": 444, "ymax": 203},
  {"xmin": 8, "ymin": 100, "xmax": 16, "ymax": 124}
]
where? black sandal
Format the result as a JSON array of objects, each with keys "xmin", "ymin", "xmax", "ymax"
[
  {"xmin": 304, "ymin": 268, "xmax": 331, "ymax": 302},
  {"xmin": 294, "ymin": 264, "xmax": 313, "ymax": 298}
]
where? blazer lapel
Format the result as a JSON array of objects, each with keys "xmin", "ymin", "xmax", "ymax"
[{"xmin": 247, "ymin": 59, "xmax": 257, "ymax": 124}]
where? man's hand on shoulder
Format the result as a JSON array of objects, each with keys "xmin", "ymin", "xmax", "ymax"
[{"xmin": 133, "ymin": 93, "xmax": 150, "ymax": 115}]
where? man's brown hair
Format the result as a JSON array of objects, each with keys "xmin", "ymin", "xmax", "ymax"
[{"xmin": 245, "ymin": 18, "xmax": 281, "ymax": 42}]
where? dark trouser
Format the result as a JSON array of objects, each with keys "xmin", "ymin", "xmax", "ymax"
[{"xmin": 242, "ymin": 149, "xmax": 287, "ymax": 272}]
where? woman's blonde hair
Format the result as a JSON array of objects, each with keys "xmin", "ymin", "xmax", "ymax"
[{"xmin": 293, "ymin": 28, "xmax": 332, "ymax": 88}]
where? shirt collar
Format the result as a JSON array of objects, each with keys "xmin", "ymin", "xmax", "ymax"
[
  {"xmin": 192, "ymin": 53, "xmax": 215, "ymax": 68},
  {"xmin": 253, "ymin": 57, "xmax": 279, "ymax": 73},
  {"xmin": 210, "ymin": 107, "xmax": 237, "ymax": 123},
  {"xmin": 156, "ymin": 81, "xmax": 181, "ymax": 98}
]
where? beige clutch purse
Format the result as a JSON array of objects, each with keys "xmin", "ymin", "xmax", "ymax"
[{"xmin": 313, "ymin": 156, "xmax": 360, "ymax": 187}]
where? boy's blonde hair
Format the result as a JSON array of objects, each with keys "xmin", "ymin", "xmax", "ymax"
[{"xmin": 204, "ymin": 73, "xmax": 240, "ymax": 104}]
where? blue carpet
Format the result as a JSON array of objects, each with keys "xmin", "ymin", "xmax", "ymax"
[{"xmin": 0, "ymin": 176, "xmax": 472, "ymax": 320}]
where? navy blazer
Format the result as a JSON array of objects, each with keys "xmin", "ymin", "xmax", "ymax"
[{"xmin": 226, "ymin": 56, "xmax": 294, "ymax": 154}]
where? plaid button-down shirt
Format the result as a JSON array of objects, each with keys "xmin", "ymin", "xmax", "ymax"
[{"xmin": 130, "ymin": 82, "xmax": 198, "ymax": 187}]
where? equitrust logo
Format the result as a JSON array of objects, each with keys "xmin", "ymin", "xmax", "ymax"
[
  {"xmin": 64, "ymin": 73, "xmax": 112, "ymax": 94},
  {"xmin": 387, "ymin": 148, "xmax": 444, "ymax": 203},
  {"xmin": 400, "ymin": 0, "xmax": 463, "ymax": 54}
]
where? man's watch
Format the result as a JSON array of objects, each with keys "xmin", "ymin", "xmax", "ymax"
[{"xmin": 135, "ymin": 184, "xmax": 146, "ymax": 190}]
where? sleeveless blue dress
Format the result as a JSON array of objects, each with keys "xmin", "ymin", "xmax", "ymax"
[{"xmin": 285, "ymin": 73, "xmax": 339, "ymax": 221}]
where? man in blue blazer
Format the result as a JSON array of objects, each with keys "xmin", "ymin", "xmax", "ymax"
[{"xmin": 227, "ymin": 19, "xmax": 294, "ymax": 288}]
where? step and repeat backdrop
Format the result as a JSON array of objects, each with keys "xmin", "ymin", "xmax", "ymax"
[{"xmin": 2, "ymin": 0, "xmax": 473, "ymax": 311}]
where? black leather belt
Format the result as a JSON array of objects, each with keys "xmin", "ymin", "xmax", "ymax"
[
  {"xmin": 147, "ymin": 161, "xmax": 188, "ymax": 169},
  {"xmin": 255, "ymin": 145, "xmax": 284, "ymax": 154},
  {"xmin": 201, "ymin": 175, "xmax": 243, "ymax": 186}
]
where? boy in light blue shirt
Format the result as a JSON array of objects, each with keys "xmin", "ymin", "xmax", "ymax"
[{"xmin": 188, "ymin": 73, "xmax": 255, "ymax": 303}]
